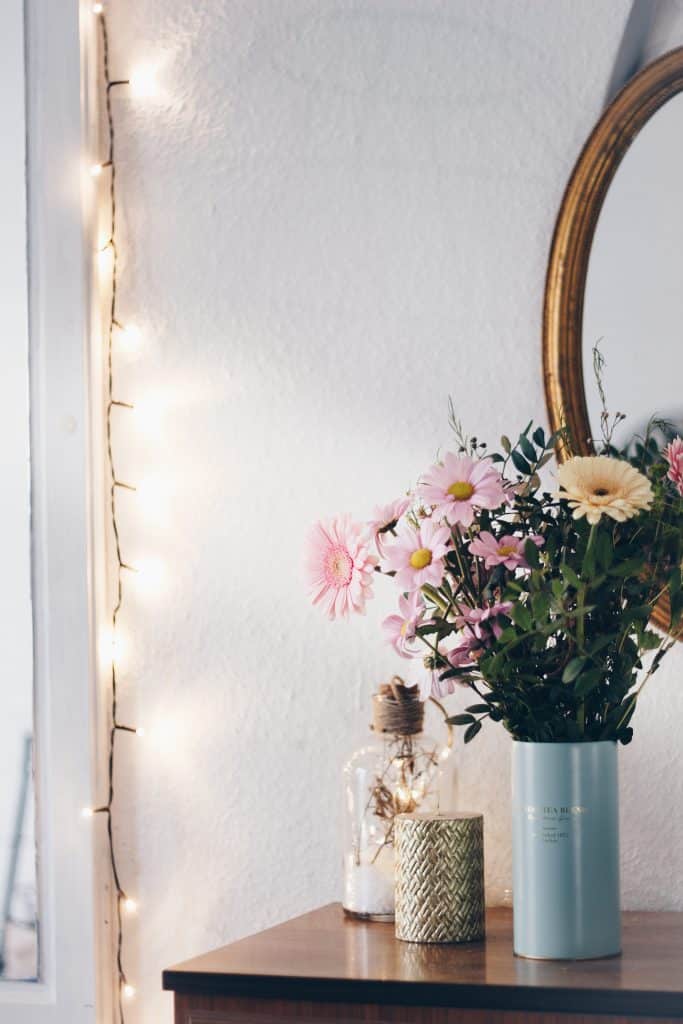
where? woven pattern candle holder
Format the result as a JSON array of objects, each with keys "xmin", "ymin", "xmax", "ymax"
[{"xmin": 395, "ymin": 812, "xmax": 485, "ymax": 944}]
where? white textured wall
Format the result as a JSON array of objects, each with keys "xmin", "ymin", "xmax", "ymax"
[
  {"xmin": 642, "ymin": 0, "xmax": 683, "ymax": 63},
  {"xmin": 104, "ymin": 2, "xmax": 683, "ymax": 1020}
]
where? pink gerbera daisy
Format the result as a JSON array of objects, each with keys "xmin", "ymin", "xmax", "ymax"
[
  {"xmin": 664, "ymin": 437, "xmax": 683, "ymax": 495},
  {"xmin": 382, "ymin": 592, "xmax": 426, "ymax": 658},
  {"xmin": 469, "ymin": 531, "xmax": 544, "ymax": 570},
  {"xmin": 306, "ymin": 517, "xmax": 377, "ymax": 620},
  {"xmin": 457, "ymin": 601, "xmax": 513, "ymax": 641},
  {"xmin": 382, "ymin": 520, "xmax": 450, "ymax": 592},
  {"xmin": 367, "ymin": 497, "xmax": 411, "ymax": 555},
  {"xmin": 418, "ymin": 453, "xmax": 506, "ymax": 527}
]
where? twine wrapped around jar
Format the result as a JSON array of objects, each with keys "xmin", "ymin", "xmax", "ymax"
[
  {"xmin": 395, "ymin": 812, "xmax": 485, "ymax": 944},
  {"xmin": 372, "ymin": 679, "xmax": 424, "ymax": 736}
]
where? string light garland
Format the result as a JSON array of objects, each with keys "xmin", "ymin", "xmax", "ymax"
[{"xmin": 83, "ymin": 5, "xmax": 147, "ymax": 1020}]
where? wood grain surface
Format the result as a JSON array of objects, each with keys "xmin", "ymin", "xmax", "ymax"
[
  {"xmin": 175, "ymin": 992, "xmax": 683, "ymax": 1024},
  {"xmin": 164, "ymin": 904, "xmax": 683, "ymax": 1018}
]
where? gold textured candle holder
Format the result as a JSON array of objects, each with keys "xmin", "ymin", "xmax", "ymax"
[{"xmin": 395, "ymin": 811, "xmax": 485, "ymax": 944}]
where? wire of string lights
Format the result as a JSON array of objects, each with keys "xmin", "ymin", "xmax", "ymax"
[{"xmin": 83, "ymin": 5, "xmax": 144, "ymax": 1021}]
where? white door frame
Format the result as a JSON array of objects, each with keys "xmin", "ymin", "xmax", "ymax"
[{"xmin": 0, "ymin": 0, "xmax": 102, "ymax": 1020}]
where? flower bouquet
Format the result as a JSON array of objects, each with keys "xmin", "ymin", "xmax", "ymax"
[
  {"xmin": 308, "ymin": 418, "xmax": 682, "ymax": 741},
  {"xmin": 308, "ymin": 403, "xmax": 683, "ymax": 958}
]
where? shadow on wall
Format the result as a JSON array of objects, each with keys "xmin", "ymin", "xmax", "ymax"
[{"xmin": 607, "ymin": 0, "xmax": 683, "ymax": 103}]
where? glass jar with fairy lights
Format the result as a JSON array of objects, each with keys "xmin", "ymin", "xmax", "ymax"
[{"xmin": 342, "ymin": 679, "xmax": 453, "ymax": 921}]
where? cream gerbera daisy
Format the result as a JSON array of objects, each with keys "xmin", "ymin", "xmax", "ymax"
[{"xmin": 556, "ymin": 455, "xmax": 653, "ymax": 525}]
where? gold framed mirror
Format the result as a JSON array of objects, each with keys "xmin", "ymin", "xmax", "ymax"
[{"xmin": 543, "ymin": 46, "xmax": 683, "ymax": 637}]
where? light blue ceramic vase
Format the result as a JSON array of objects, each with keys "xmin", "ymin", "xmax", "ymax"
[{"xmin": 512, "ymin": 740, "xmax": 620, "ymax": 960}]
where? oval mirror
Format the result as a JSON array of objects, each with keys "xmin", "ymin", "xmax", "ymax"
[{"xmin": 544, "ymin": 46, "xmax": 683, "ymax": 637}]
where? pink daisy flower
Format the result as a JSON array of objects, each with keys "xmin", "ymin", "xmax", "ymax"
[
  {"xmin": 306, "ymin": 516, "xmax": 377, "ymax": 620},
  {"xmin": 418, "ymin": 665, "xmax": 456, "ymax": 701},
  {"xmin": 382, "ymin": 520, "xmax": 450, "ymax": 593},
  {"xmin": 429, "ymin": 669, "xmax": 459, "ymax": 700},
  {"xmin": 367, "ymin": 497, "xmax": 411, "ymax": 555},
  {"xmin": 382, "ymin": 591, "xmax": 426, "ymax": 659},
  {"xmin": 421, "ymin": 636, "xmax": 478, "ymax": 699},
  {"xmin": 664, "ymin": 437, "xmax": 683, "ymax": 495},
  {"xmin": 447, "ymin": 632, "xmax": 480, "ymax": 668},
  {"xmin": 417, "ymin": 669, "xmax": 437, "ymax": 701},
  {"xmin": 458, "ymin": 601, "xmax": 513, "ymax": 641},
  {"xmin": 469, "ymin": 531, "xmax": 544, "ymax": 570},
  {"xmin": 418, "ymin": 453, "xmax": 506, "ymax": 527}
]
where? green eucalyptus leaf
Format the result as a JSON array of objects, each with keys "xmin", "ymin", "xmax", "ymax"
[
  {"xmin": 621, "ymin": 605, "xmax": 653, "ymax": 626},
  {"xmin": 510, "ymin": 450, "xmax": 532, "ymax": 475},
  {"xmin": 464, "ymin": 720, "xmax": 483, "ymax": 743},
  {"xmin": 519, "ymin": 434, "xmax": 537, "ymax": 462},
  {"xmin": 415, "ymin": 622, "xmax": 440, "ymax": 636},
  {"xmin": 574, "ymin": 667, "xmax": 603, "ymax": 698},
  {"xmin": 608, "ymin": 557, "xmax": 645, "ymax": 578},
  {"xmin": 640, "ymin": 629, "xmax": 661, "ymax": 651},
  {"xmin": 524, "ymin": 538, "xmax": 541, "ymax": 568},
  {"xmin": 439, "ymin": 666, "xmax": 476, "ymax": 681},
  {"xmin": 587, "ymin": 633, "xmax": 616, "ymax": 656},
  {"xmin": 511, "ymin": 602, "xmax": 533, "ymax": 631},
  {"xmin": 562, "ymin": 656, "xmax": 588, "ymax": 683},
  {"xmin": 446, "ymin": 714, "xmax": 475, "ymax": 726},
  {"xmin": 561, "ymin": 564, "xmax": 582, "ymax": 590},
  {"xmin": 531, "ymin": 592, "xmax": 550, "ymax": 622}
]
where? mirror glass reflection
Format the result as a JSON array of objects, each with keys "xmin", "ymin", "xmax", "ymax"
[
  {"xmin": 0, "ymin": 361, "xmax": 38, "ymax": 980},
  {"xmin": 583, "ymin": 91, "xmax": 683, "ymax": 450}
]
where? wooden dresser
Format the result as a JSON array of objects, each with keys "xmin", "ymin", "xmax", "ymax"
[{"xmin": 163, "ymin": 904, "xmax": 683, "ymax": 1023}]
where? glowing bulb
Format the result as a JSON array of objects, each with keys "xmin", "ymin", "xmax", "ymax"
[
  {"xmin": 98, "ymin": 627, "xmax": 128, "ymax": 671},
  {"xmin": 129, "ymin": 65, "xmax": 158, "ymax": 98},
  {"xmin": 93, "ymin": 2, "xmax": 104, "ymax": 12},
  {"xmin": 90, "ymin": 162, "xmax": 104, "ymax": 177},
  {"xmin": 81, "ymin": 807, "xmax": 94, "ymax": 819},
  {"xmin": 122, "ymin": 897, "xmax": 138, "ymax": 914},
  {"xmin": 395, "ymin": 786, "xmax": 411, "ymax": 809},
  {"xmin": 135, "ymin": 727, "xmax": 145, "ymax": 738},
  {"xmin": 122, "ymin": 983, "xmax": 136, "ymax": 1000},
  {"xmin": 117, "ymin": 323, "xmax": 141, "ymax": 352}
]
